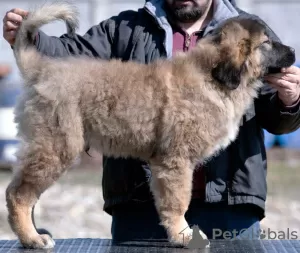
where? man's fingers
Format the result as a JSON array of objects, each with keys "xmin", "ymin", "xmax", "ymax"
[
  {"xmin": 5, "ymin": 11, "xmax": 23, "ymax": 24},
  {"xmin": 265, "ymin": 72, "xmax": 300, "ymax": 86},
  {"xmin": 282, "ymin": 66, "xmax": 299, "ymax": 75},
  {"xmin": 4, "ymin": 20, "xmax": 19, "ymax": 30},
  {"xmin": 264, "ymin": 76, "xmax": 293, "ymax": 89},
  {"xmin": 281, "ymin": 73, "xmax": 300, "ymax": 84},
  {"xmin": 10, "ymin": 8, "xmax": 28, "ymax": 18}
]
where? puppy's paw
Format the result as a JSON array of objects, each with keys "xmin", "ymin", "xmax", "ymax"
[{"xmin": 22, "ymin": 234, "xmax": 55, "ymax": 249}]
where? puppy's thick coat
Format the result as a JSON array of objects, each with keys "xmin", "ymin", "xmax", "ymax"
[{"xmin": 6, "ymin": 1, "xmax": 295, "ymax": 249}]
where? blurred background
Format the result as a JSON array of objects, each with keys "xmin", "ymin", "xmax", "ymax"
[{"xmin": 0, "ymin": 0, "xmax": 299, "ymax": 241}]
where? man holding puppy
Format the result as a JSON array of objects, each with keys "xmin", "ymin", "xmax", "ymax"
[{"xmin": 3, "ymin": 0, "xmax": 300, "ymax": 242}]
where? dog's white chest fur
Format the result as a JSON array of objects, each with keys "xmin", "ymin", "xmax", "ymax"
[
  {"xmin": 214, "ymin": 121, "xmax": 240, "ymax": 154},
  {"xmin": 224, "ymin": 120, "xmax": 240, "ymax": 146}
]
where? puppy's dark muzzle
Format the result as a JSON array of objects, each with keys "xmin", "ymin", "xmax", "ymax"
[
  {"xmin": 267, "ymin": 43, "xmax": 296, "ymax": 74},
  {"xmin": 287, "ymin": 46, "xmax": 296, "ymax": 63}
]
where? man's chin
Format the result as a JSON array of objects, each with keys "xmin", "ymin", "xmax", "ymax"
[{"xmin": 164, "ymin": 1, "xmax": 204, "ymax": 23}]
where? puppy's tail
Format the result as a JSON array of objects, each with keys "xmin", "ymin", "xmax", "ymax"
[{"xmin": 13, "ymin": 1, "xmax": 79, "ymax": 82}]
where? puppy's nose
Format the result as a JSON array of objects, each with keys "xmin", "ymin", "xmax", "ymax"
[{"xmin": 289, "ymin": 47, "xmax": 295, "ymax": 53}]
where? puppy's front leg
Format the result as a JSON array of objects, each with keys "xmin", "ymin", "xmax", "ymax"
[{"xmin": 149, "ymin": 157, "xmax": 209, "ymax": 247}]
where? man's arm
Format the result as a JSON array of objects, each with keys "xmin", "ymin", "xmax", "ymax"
[
  {"xmin": 4, "ymin": 7, "xmax": 142, "ymax": 60},
  {"xmin": 34, "ymin": 18, "xmax": 114, "ymax": 59},
  {"xmin": 3, "ymin": 7, "xmax": 122, "ymax": 59},
  {"xmin": 255, "ymin": 84, "xmax": 300, "ymax": 135},
  {"xmin": 32, "ymin": 8, "xmax": 142, "ymax": 59}
]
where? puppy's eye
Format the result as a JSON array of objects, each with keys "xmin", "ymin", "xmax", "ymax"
[{"xmin": 263, "ymin": 40, "xmax": 270, "ymax": 45}]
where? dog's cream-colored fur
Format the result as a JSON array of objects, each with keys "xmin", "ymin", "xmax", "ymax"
[{"xmin": 5, "ymin": 1, "xmax": 295, "ymax": 249}]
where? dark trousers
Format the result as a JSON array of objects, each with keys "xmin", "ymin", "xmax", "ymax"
[{"xmin": 111, "ymin": 199, "xmax": 261, "ymax": 244}]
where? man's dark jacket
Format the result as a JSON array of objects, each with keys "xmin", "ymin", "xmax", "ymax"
[{"xmin": 32, "ymin": 0, "xmax": 300, "ymax": 219}]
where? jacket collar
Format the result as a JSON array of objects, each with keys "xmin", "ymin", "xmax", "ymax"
[{"xmin": 144, "ymin": 0, "xmax": 239, "ymax": 58}]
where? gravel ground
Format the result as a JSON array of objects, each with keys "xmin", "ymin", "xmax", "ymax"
[{"xmin": 0, "ymin": 149, "xmax": 299, "ymax": 241}]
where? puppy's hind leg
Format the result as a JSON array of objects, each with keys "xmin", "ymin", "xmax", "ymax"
[
  {"xmin": 6, "ymin": 112, "xmax": 84, "ymax": 249},
  {"xmin": 149, "ymin": 157, "xmax": 209, "ymax": 247}
]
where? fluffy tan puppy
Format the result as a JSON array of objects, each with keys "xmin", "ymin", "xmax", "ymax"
[{"xmin": 5, "ymin": 1, "xmax": 295, "ymax": 249}]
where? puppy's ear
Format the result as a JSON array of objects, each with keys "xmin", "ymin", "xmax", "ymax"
[
  {"xmin": 211, "ymin": 61, "xmax": 242, "ymax": 90},
  {"xmin": 211, "ymin": 37, "xmax": 250, "ymax": 90}
]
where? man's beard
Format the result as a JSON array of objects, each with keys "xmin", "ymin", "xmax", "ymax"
[{"xmin": 164, "ymin": 0, "xmax": 209, "ymax": 23}]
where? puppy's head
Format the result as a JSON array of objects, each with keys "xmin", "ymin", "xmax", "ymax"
[{"xmin": 207, "ymin": 17, "xmax": 296, "ymax": 90}]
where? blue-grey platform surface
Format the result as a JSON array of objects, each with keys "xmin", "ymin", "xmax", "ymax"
[{"xmin": 1, "ymin": 239, "xmax": 300, "ymax": 253}]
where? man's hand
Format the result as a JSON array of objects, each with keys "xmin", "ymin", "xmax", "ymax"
[
  {"xmin": 2, "ymin": 8, "xmax": 28, "ymax": 46},
  {"xmin": 264, "ymin": 66, "xmax": 300, "ymax": 106}
]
